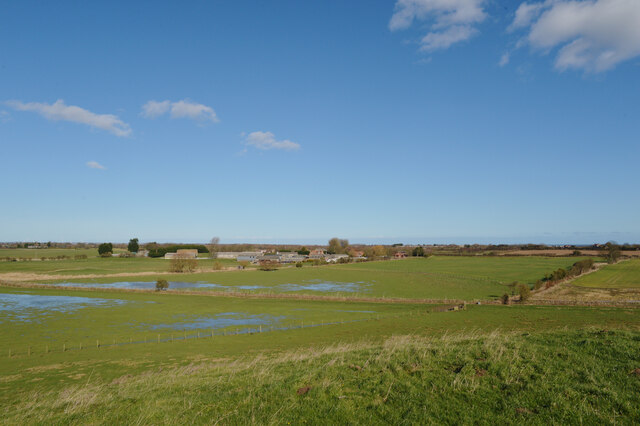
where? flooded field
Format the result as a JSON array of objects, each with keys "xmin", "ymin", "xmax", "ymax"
[
  {"xmin": 143, "ymin": 312, "xmax": 284, "ymax": 332},
  {"xmin": 50, "ymin": 279, "xmax": 372, "ymax": 293},
  {"xmin": 0, "ymin": 292, "xmax": 128, "ymax": 321}
]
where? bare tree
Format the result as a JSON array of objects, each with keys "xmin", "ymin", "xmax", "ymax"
[{"xmin": 208, "ymin": 237, "xmax": 220, "ymax": 259}]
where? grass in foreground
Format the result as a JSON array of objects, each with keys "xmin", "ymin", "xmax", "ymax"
[{"xmin": 5, "ymin": 329, "xmax": 640, "ymax": 424}]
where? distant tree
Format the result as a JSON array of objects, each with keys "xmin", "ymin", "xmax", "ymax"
[
  {"xmin": 295, "ymin": 262, "xmax": 303, "ymax": 268},
  {"xmin": 517, "ymin": 283, "xmax": 531, "ymax": 303},
  {"xmin": 412, "ymin": 246, "xmax": 425, "ymax": 257},
  {"xmin": 212, "ymin": 261, "xmax": 223, "ymax": 271},
  {"xmin": 500, "ymin": 294, "xmax": 510, "ymax": 305},
  {"xmin": 507, "ymin": 281, "xmax": 518, "ymax": 296},
  {"xmin": 98, "ymin": 243, "xmax": 113, "ymax": 256},
  {"xmin": 604, "ymin": 242, "xmax": 621, "ymax": 264},
  {"xmin": 238, "ymin": 260, "xmax": 250, "ymax": 269},
  {"xmin": 208, "ymin": 237, "xmax": 220, "ymax": 259},
  {"xmin": 155, "ymin": 279, "xmax": 169, "ymax": 291},
  {"xmin": 128, "ymin": 238, "xmax": 139, "ymax": 253},
  {"xmin": 328, "ymin": 238, "xmax": 349, "ymax": 254},
  {"xmin": 47, "ymin": 241, "xmax": 51, "ymax": 248},
  {"xmin": 297, "ymin": 246, "xmax": 310, "ymax": 255}
]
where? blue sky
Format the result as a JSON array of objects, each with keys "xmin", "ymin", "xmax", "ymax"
[{"xmin": 1, "ymin": 0, "xmax": 639, "ymax": 245}]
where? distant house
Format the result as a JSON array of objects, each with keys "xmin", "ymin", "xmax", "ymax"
[
  {"xmin": 136, "ymin": 250, "xmax": 149, "ymax": 258},
  {"xmin": 349, "ymin": 250, "xmax": 365, "ymax": 258},
  {"xmin": 394, "ymin": 251, "xmax": 407, "ymax": 259},
  {"xmin": 309, "ymin": 249, "xmax": 326, "ymax": 259}
]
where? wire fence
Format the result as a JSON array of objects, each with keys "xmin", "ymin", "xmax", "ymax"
[{"xmin": 5, "ymin": 304, "xmax": 465, "ymax": 359}]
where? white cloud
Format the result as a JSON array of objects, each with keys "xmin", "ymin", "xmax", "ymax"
[
  {"xmin": 508, "ymin": 1, "xmax": 547, "ymax": 31},
  {"xmin": 390, "ymin": 0, "xmax": 487, "ymax": 51},
  {"xmin": 510, "ymin": 0, "xmax": 640, "ymax": 72},
  {"xmin": 5, "ymin": 99, "xmax": 131, "ymax": 137},
  {"xmin": 141, "ymin": 99, "xmax": 219, "ymax": 122},
  {"xmin": 244, "ymin": 131, "xmax": 300, "ymax": 151},
  {"xmin": 141, "ymin": 100, "xmax": 170, "ymax": 118},
  {"xmin": 86, "ymin": 161, "xmax": 107, "ymax": 170}
]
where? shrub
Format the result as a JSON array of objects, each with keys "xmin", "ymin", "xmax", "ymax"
[
  {"xmin": 213, "ymin": 261, "xmax": 223, "ymax": 271},
  {"xmin": 500, "ymin": 294, "xmax": 510, "ymax": 305},
  {"xmin": 534, "ymin": 280, "xmax": 544, "ymax": 290},
  {"xmin": 412, "ymin": 246, "xmax": 425, "ymax": 257},
  {"xmin": 258, "ymin": 260, "xmax": 279, "ymax": 271},
  {"xmin": 155, "ymin": 279, "xmax": 169, "ymax": 291},
  {"xmin": 295, "ymin": 262, "xmax": 303, "ymax": 268},
  {"xmin": 238, "ymin": 260, "xmax": 250, "ymax": 269},
  {"xmin": 169, "ymin": 256, "xmax": 197, "ymax": 273},
  {"xmin": 74, "ymin": 254, "xmax": 88, "ymax": 260},
  {"xmin": 517, "ymin": 284, "xmax": 531, "ymax": 303},
  {"xmin": 148, "ymin": 244, "xmax": 209, "ymax": 258},
  {"xmin": 98, "ymin": 243, "xmax": 113, "ymax": 255},
  {"xmin": 100, "ymin": 252, "xmax": 112, "ymax": 258},
  {"xmin": 119, "ymin": 252, "xmax": 134, "ymax": 258}
]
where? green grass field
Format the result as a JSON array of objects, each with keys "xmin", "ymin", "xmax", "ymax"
[
  {"xmin": 0, "ymin": 256, "xmax": 239, "ymax": 276},
  {"xmin": 2, "ymin": 255, "xmax": 639, "ymax": 423},
  {"xmin": 0, "ymin": 247, "xmax": 103, "ymax": 259},
  {"xmin": 46, "ymin": 256, "xmax": 591, "ymax": 301},
  {"xmin": 573, "ymin": 259, "xmax": 640, "ymax": 288}
]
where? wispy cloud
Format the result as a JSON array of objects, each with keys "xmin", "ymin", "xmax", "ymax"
[
  {"xmin": 509, "ymin": 0, "xmax": 640, "ymax": 72},
  {"xmin": 499, "ymin": 52, "xmax": 510, "ymax": 67},
  {"xmin": 389, "ymin": 0, "xmax": 487, "ymax": 52},
  {"xmin": 0, "ymin": 110, "xmax": 11, "ymax": 124},
  {"xmin": 5, "ymin": 99, "xmax": 131, "ymax": 137},
  {"xmin": 86, "ymin": 161, "xmax": 107, "ymax": 170},
  {"xmin": 244, "ymin": 131, "xmax": 300, "ymax": 151},
  {"xmin": 141, "ymin": 99, "xmax": 219, "ymax": 122}
]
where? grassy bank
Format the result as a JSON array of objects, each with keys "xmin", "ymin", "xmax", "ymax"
[{"xmin": 4, "ymin": 329, "xmax": 640, "ymax": 424}]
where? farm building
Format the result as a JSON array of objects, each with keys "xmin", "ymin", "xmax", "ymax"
[
  {"xmin": 216, "ymin": 252, "xmax": 240, "ymax": 259},
  {"xmin": 277, "ymin": 252, "xmax": 307, "ymax": 263},
  {"xmin": 164, "ymin": 249, "xmax": 198, "ymax": 259},
  {"xmin": 237, "ymin": 252, "xmax": 263, "ymax": 262},
  {"xmin": 394, "ymin": 251, "xmax": 407, "ymax": 259},
  {"xmin": 326, "ymin": 254, "xmax": 349, "ymax": 263}
]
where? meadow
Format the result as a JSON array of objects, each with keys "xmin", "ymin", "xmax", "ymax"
[
  {"xmin": 34, "ymin": 256, "xmax": 590, "ymax": 301},
  {"xmin": 0, "ymin": 255, "xmax": 239, "ymax": 277},
  {"xmin": 2, "ymin": 253, "xmax": 639, "ymax": 424},
  {"xmin": 573, "ymin": 259, "xmax": 640, "ymax": 288}
]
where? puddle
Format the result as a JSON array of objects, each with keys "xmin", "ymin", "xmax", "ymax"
[
  {"xmin": 277, "ymin": 280, "xmax": 370, "ymax": 293},
  {"xmin": 0, "ymin": 293, "xmax": 128, "ymax": 322},
  {"xmin": 143, "ymin": 312, "xmax": 283, "ymax": 331},
  {"xmin": 49, "ymin": 280, "xmax": 371, "ymax": 293}
]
